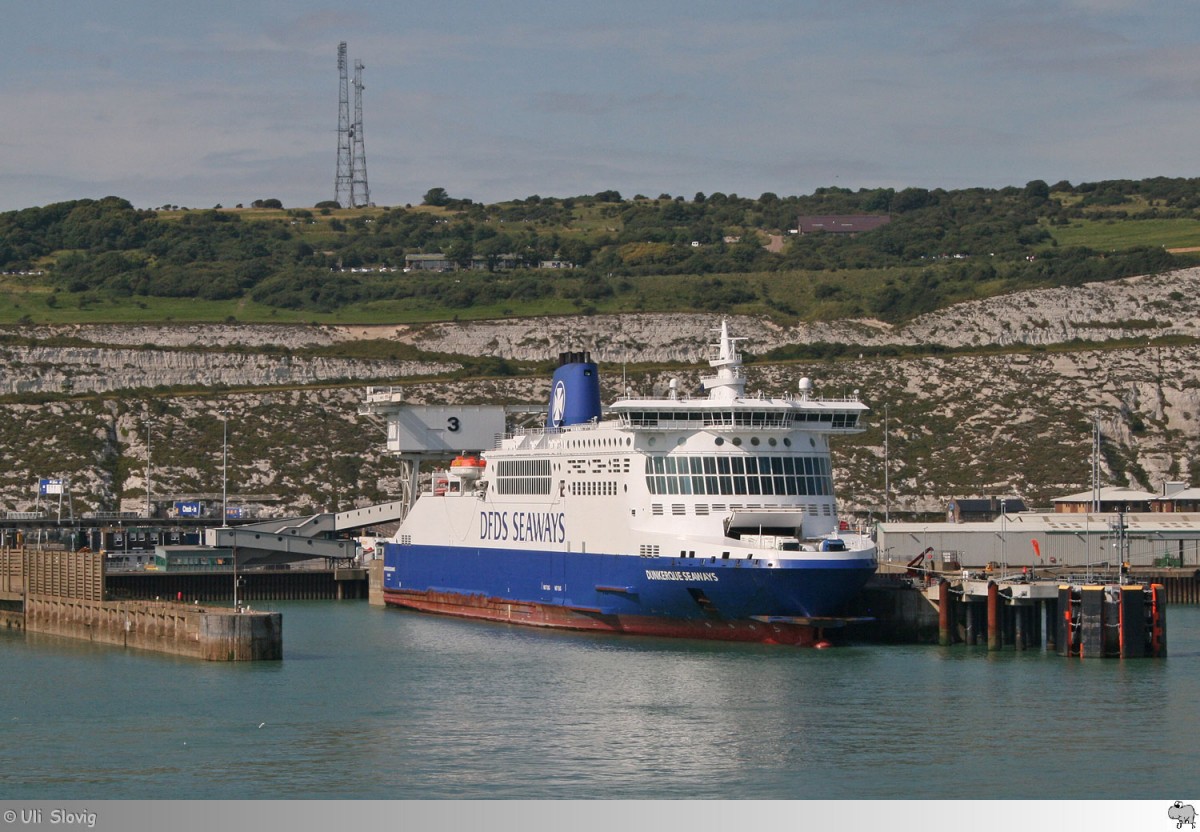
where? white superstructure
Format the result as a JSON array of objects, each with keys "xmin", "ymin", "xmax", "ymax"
[{"xmin": 393, "ymin": 320, "xmax": 873, "ymax": 563}]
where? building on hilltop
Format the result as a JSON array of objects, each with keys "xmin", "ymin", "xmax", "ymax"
[
  {"xmin": 404, "ymin": 253, "xmax": 456, "ymax": 272},
  {"xmin": 795, "ymin": 215, "xmax": 891, "ymax": 235},
  {"xmin": 404, "ymin": 253, "xmax": 566, "ymax": 272}
]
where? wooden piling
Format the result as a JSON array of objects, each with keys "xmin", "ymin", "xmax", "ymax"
[
  {"xmin": 1151, "ymin": 584, "xmax": 1168, "ymax": 657},
  {"xmin": 987, "ymin": 581, "xmax": 1000, "ymax": 651},
  {"xmin": 938, "ymin": 580, "xmax": 951, "ymax": 646},
  {"xmin": 1044, "ymin": 599, "xmax": 1055, "ymax": 652},
  {"xmin": 1119, "ymin": 585, "xmax": 1146, "ymax": 658},
  {"xmin": 1080, "ymin": 586, "xmax": 1106, "ymax": 659},
  {"xmin": 1057, "ymin": 586, "xmax": 1072, "ymax": 656}
]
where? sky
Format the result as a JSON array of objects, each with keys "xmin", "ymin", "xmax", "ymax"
[{"xmin": 2, "ymin": 0, "xmax": 1199, "ymax": 212}]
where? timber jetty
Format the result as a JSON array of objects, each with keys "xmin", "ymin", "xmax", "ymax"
[{"xmin": 852, "ymin": 563, "xmax": 1168, "ymax": 658}]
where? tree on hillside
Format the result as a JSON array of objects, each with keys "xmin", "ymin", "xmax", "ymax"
[
  {"xmin": 1024, "ymin": 180, "xmax": 1051, "ymax": 202},
  {"xmin": 423, "ymin": 188, "xmax": 451, "ymax": 207}
]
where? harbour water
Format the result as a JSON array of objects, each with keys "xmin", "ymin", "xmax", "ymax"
[{"xmin": 1, "ymin": 601, "xmax": 1198, "ymax": 800}]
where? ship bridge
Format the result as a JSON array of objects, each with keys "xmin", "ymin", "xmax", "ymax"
[
  {"xmin": 608, "ymin": 398, "xmax": 865, "ymax": 433},
  {"xmin": 608, "ymin": 319, "xmax": 867, "ymax": 433}
]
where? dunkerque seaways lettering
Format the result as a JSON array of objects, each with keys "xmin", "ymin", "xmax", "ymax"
[{"xmin": 645, "ymin": 570, "xmax": 719, "ymax": 582}]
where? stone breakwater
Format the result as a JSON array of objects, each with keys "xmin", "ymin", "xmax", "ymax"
[{"xmin": 23, "ymin": 596, "xmax": 282, "ymax": 661}]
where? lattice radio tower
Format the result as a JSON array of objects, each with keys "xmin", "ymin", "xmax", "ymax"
[
  {"xmin": 334, "ymin": 42, "xmax": 353, "ymax": 208},
  {"xmin": 334, "ymin": 43, "xmax": 370, "ymax": 208},
  {"xmin": 351, "ymin": 59, "xmax": 370, "ymax": 207}
]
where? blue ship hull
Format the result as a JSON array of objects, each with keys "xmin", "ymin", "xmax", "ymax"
[{"xmin": 381, "ymin": 543, "xmax": 875, "ymax": 644}]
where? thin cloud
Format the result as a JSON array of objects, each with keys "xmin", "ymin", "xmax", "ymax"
[
  {"xmin": 530, "ymin": 91, "xmax": 689, "ymax": 117},
  {"xmin": 2, "ymin": 2, "xmax": 1198, "ymax": 211}
]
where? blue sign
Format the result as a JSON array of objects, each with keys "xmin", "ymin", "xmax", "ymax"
[
  {"xmin": 175, "ymin": 501, "xmax": 201, "ymax": 517},
  {"xmin": 225, "ymin": 507, "xmax": 243, "ymax": 520},
  {"xmin": 38, "ymin": 478, "xmax": 64, "ymax": 495}
]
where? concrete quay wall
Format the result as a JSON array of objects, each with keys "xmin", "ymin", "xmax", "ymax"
[
  {"xmin": 24, "ymin": 596, "xmax": 281, "ymax": 661},
  {"xmin": 368, "ymin": 559, "xmax": 384, "ymax": 606}
]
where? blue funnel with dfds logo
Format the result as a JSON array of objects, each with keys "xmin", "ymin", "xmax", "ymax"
[{"xmin": 548, "ymin": 351, "xmax": 601, "ymax": 427}]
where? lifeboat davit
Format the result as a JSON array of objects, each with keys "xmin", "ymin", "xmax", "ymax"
[{"xmin": 449, "ymin": 455, "xmax": 485, "ymax": 481}]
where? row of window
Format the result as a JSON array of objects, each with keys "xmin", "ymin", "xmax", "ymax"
[
  {"xmin": 620, "ymin": 410, "xmax": 859, "ymax": 429},
  {"xmin": 566, "ymin": 458, "xmax": 631, "ymax": 474},
  {"xmin": 570, "ymin": 481, "xmax": 618, "ymax": 496},
  {"xmin": 650, "ymin": 502, "xmax": 832, "ymax": 516},
  {"xmin": 495, "ymin": 477, "xmax": 552, "ymax": 495},
  {"xmin": 623, "ymin": 410, "xmax": 790, "ymax": 428},
  {"xmin": 644, "ymin": 455, "xmax": 834, "ymax": 497},
  {"xmin": 565, "ymin": 437, "xmax": 634, "ymax": 448}
]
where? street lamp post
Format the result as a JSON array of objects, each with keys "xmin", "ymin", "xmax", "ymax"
[
  {"xmin": 1001, "ymin": 498, "xmax": 1007, "ymax": 577},
  {"xmin": 221, "ymin": 410, "xmax": 229, "ymax": 528},
  {"xmin": 883, "ymin": 402, "xmax": 890, "ymax": 523},
  {"xmin": 220, "ymin": 408, "xmax": 238, "ymax": 611},
  {"xmin": 145, "ymin": 419, "xmax": 153, "ymax": 519}
]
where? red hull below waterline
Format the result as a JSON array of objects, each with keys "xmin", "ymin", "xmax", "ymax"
[{"xmin": 383, "ymin": 588, "xmax": 842, "ymax": 646}]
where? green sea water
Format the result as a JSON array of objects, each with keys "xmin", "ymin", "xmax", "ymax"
[{"xmin": 1, "ymin": 601, "xmax": 1197, "ymax": 800}]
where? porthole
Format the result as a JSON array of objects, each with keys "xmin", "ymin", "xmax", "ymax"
[
  {"xmin": 768, "ymin": 438, "xmax": 777, "ymax": 446},
  {"xmin": 732, "ymin": 437, "xmax": 742, "ymax": 446},
  {"xmin": 750, "ymin": 437, "xmax": 760, "ymax": 446},
  {"xmin": 783, "ymin": 438, "xmax": 792, "ymax": 447},
  {"xmin": 714, "ymin": 437, "xmax": 725, "ymax": 446}
]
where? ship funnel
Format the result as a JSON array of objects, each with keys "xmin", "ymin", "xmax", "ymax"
[{"xmin": 549, "ymin": 351, "xmax": 601, "ymax": 427}]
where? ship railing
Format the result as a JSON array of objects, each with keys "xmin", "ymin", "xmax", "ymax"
[
  {"xmin": 611, "ymin": 391, "xmax": 864, "ymax": 405},
  {"xmin": 503, "ymin": 424, "xmax": 573, "ymax": 444}
]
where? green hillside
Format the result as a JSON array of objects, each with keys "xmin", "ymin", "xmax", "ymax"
[{"xmin": 3, "ymin": 177, "xmax": 1200, "ymax": 326}]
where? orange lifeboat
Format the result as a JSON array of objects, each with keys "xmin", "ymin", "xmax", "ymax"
[{"xmin": 450, "ymin": 455, "xmax": 485, "ymax": 481}]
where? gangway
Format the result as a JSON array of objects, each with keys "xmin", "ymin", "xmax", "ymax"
[{"xmin": 204, "ymin": 499, "xmax": 411, "ymax": 565}]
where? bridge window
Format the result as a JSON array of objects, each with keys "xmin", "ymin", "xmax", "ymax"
[{"xmin": 644, "ymin": 455, "xmax": 832, "ymax": 497}]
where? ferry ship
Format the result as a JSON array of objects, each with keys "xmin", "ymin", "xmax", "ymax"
[{"xmin": 376, "ymin": 322, "xmax": 876, "ymax": 645}]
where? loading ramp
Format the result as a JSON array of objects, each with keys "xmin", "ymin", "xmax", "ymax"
[{"xmin": 204, "ymin": 499, "xmax": 410, "ymax": 566}]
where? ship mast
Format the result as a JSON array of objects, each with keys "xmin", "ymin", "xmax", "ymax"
[{"xmin": 701, "ymin": 319, "xmax": 747, "ymax": 402}]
